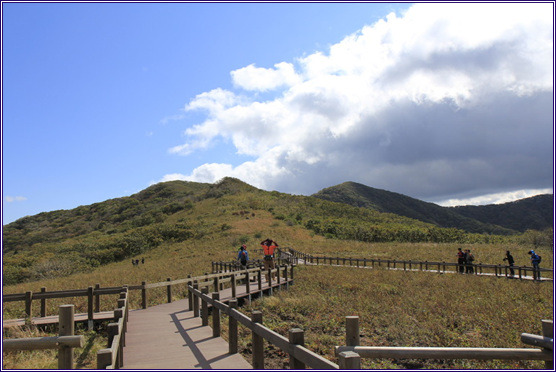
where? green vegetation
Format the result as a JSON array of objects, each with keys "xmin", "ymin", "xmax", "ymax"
[
  {"xmin": 313, "ymin": 181, "xmax": 553, "ymax": 234},
  {"xmin": 2, "ymin": 178, "xmax": 553, "ymax": 369},
  {"xmin": 237, "ymin": 265, "xmax": 552, "ymax": 369}
]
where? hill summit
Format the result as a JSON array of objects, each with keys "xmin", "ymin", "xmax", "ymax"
[{"xmin": 312, "ymin": 182, "xmax": 553, "ymax": 234}]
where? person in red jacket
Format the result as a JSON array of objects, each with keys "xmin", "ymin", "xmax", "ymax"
[{"xmin": 261, "ymin": 238, "xmax": 278, "ymax": 281}]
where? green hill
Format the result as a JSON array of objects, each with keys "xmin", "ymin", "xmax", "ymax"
[
  {"xmin": 312, "ymin": 182, "xmax": 552, "ymax": 234},
  {"xmin": 2, "ymin": 178, "xmax": 546, "ymax": 286},
  {"xmin": 451, "ymin": 194, "xmax": 554, "ymax": 232},
  {"xmin": 311, "ymin": 182, "xmax": 511, "ymax": 234}
]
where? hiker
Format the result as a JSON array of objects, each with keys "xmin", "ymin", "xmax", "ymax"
[
  {"xmin": 503, "ymin": 250, "xmax": 515, "ymax": 277},
  {"xmin": 528, "ymin": 250, "xmax": 541, "ymax": 281},
  {"xmin": 456, "ymin": 248, "xmax": 465, "ymax": 273},
  {"xmin": 237, "ymin": 244, "xmax": 249, "ymax": 269},
  {"xmin": 141, "ymin": 257, "xmax": 145, "ymax": 264},
  {"xmin": 261, "ymin": 238, "xmax": 278, "ymax": 281},
  {"xmin": 465, "ymin": 249, "xmax": 475, "ymax": 274}
]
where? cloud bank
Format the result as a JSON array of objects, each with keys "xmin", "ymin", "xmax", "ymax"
[{"xmin": 164, "ymin": 3, "xmax": 553, "ymax": 205}]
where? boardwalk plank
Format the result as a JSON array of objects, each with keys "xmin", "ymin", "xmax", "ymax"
[{"xmin": 122, "ymin": 300, "xmax": 251, "ymax": 369}]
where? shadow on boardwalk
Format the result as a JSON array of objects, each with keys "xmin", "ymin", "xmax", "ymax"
[{"xmin": 122, "ymin": 299, "xmax": 252, "ymax": 369}]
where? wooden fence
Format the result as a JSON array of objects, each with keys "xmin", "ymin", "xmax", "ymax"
[
  {"xmin": 188, "ymin": 282, "xmax": 340, "ymax": 369},
  {"xmin": 284, "ymin": 247, "xmax": 553, "ymax": 280},
  {"xmin": 3, "ymin": 305, "xmax": 84, "ymax": 369},
  {"xmin": 3, "ymin": 284, "xmax": 130, "ymax": 325},
  {"xmin": 2, "ymin": 264, "xmax": 296, "ymax": 321},
  {"xmin": 211, "ymin": 247, "xmax": 296, "ymax": 273},
  {"xmin": 334, "ymin": 316, "xmax": 554, "ymax": 369},
  {"xmin": 96, "ymin": 288, "xmax": 129, "ymax": 369}
]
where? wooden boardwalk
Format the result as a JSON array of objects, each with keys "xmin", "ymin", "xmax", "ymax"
[
  {"xmin": 122, "ymin": 300, "xmax": 251, "ymax": 369},
  {"xmin": 122, "ymin": 276, "xmax": 290, "ymax": 369},
  {"xmin": 3, "ymin": 310, "xmax": 115, "ymax": 329},
  {"xmin": 300, "ymin": 260, "xmax": 553, "ymax": 281}
]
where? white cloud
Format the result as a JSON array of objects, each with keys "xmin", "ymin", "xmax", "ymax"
[
  {"xmin": 164, "ymin": 3, "xmax": 553, "ymax": 202},
  {"xmin": 436, "ymin": 188, "xmax": 553, "ymax": 207},
  {"xmin": 5, "ymin": 196, "xmax": 27, "ymax": 203},
  {"xmin": 231, "ymin": 62, "xmax": 302, "ymax": 91}
]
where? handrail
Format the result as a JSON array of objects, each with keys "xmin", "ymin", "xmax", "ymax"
[
  {"xmin": 284, "ymin": 247, "xmax": 553, "ymax": 279},
  {"xmin": 335, "ymin": 345, "xmax": 553, "ymax": 360},
  {"xmin": 96, "ymin": 289, "xmax": 129, "ymax": 369},
  {"xmin": 334, "ymin": 317, "xmax": 554, "ymax": 369},
  {"xmin": 2, "ymin": 304, "xmax": 84, "ymax": 369},
  {"xmin": 3, "ymin": 267, "xmax": 289, "ymax": 318},
  {"xmin": 188, "ymin": 277, "xmax": 339, "ymax": 370}
]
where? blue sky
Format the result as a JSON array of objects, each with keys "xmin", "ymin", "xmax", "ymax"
[{"xmin": 2, "ymin": 2, "xmax": 553, "ymax": 225}]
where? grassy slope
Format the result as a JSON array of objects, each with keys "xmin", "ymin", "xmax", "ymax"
[
  {"xmin": 2, "ymin": 179, "xmax": 553, "ymax": 369},
  {"xmin": 313, "ymin": 181, "xmax": 553, "ymax": 234}
]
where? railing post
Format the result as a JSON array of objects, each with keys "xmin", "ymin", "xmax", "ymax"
[
  {"xmin": 231, "ymin": 274, "xmax": 237, "ymax": 298},
  {"xmin": 245, "ymin": 269, "xmax": 250, "ymax": 296},
  {"xmin": 201, "ymin": 287, "xmax": 209, "ymax": 326},
  {"xmin": 252, "ymin": 311, "xmax": 264, "ymax": 369},
  {"xmin": 212, "ymin": 292, "xmax": 221, "ymax": 337},
  {"xmin": 25, "ymin": 291, "xmax": 32, "ymax": 318},
  {"xmin": 87, "ymin": 286, "xmax": 94, "ymax": 330},
  {"xmin": 58, "ymin": 304, "xmax": 75, "ymax": 369},
  {"xmin": 94, "ymin": 284, "xmax": 101, "ymax": 313},
  {"xmin": 193, "ymin": 283, "xmax": 200, "ymax": 317},
  {"xmin": 229, "ymin": 299, "xmax": 238, "ymax": 354},
  {"xmin": 40, "ymin": 287, "xmax": 46, "ymax": 317},
  {"xmin": 288, "ymin": 328, "xmax": 305, "ymax": 369},
  {"xmin": 167, "ymin": 277, "xmax": 172, "ymax": 303},
  {"xmin": 142, "ymin": 281, "xmax": 148, "ymax": 309},
  {"xmin": 542, "ymin": 320, "xmax": 553, "ymax": 369},
  {"xmin": 107, "ymin": 322, "xmax": 120, "ymax": 367},
  {"xmin": 346, "ymin": 316, "xmax": 360, "ymax": 346},
  {"xmin": 97, "ymin": 348, "xmax": 112, "ymax": 369},
  {"xmin": 214, "ymin": 276, "xmax": 219, "ymax": 293},
  {"xmin": 338, "ymin": 351, "xmax": 361, "ymax": 369},
  {"xmin": 258, "ymin": 269, "xmax": 263, "ymax": 294}
]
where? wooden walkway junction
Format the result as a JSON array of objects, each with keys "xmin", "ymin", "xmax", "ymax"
[
  {"xmin": 3, "ymin": 311, "xmax": 114, "ymax": 329},
  {"xmin": 122, "ymin": 275, "xmax": 290, "ymax": 369},
  {"xmin": 122, "ymin": 300, "xmax": 251, "ymax": 369}
]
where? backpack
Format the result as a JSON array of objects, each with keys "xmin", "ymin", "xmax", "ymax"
[{"xmin": 538, "ymin": 255, "xmax": 542, "ymax": 263}]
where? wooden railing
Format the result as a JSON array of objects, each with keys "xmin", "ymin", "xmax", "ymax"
[
  {"xmin": 211, "ymin": 247, "xmax": 298, "ymax": 273},
  {"xmin": 334, "ymin": 316, "xmax": 554, "ymax": 369},
  {"xmin": 2, "ymin": 265, "xmax": 297, "ymax": 320},
  {"xmin": 285, "ymin": 248, "xmax": 553, "ymax": 280},
  {"xmin": 3, "ymin": 284, "xmax": 130, "ymax": 323},
  {"xmin": 3, "ymin": 304, "xmax": 84, "ymax": 369},
  {"xmin": 96, "ymin": 288, "xmax": 129, "ymax": 369},
  {"xmin": 188, "ymin": 277, "xmax": 340, "ymax": 369}
]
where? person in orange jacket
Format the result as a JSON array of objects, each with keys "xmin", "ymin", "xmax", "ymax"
[{"xmin": 261, "ymin": 238, "xmax": 278, "ymax": 281}]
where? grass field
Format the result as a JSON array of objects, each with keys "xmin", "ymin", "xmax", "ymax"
[
  {"xmin": 2, "ymin": 209, "xmax": 553, "ymax": 369},
  {"xmin": 233, "ymin": 264, "xmax": 553, "ymax": 369}
]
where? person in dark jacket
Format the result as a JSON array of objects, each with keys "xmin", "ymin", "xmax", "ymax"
[
  {"xmin": 503, "ymin": 251, "xmax": 515, "ymax": 277},
  {"xmin": 456, "ymin": 248, "xmax": 465, "ymax": 274},
  {"xmin": 465, "ymin": 249, "xmax": 475, "ymax": 274},
  {"xmin": 528, "ymin": 250, "xmax": 541, "ymax": 281},
  {"xmin": 237, "ymin": 245, "xmax": 249, "ymax": 268}
]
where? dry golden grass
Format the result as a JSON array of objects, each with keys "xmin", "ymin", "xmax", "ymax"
[
  {"xmin": 238, "ymin": 265, "xmax": 553, "ymax": 369},
  {"xmin": 2, "ymin": 204, "xmax": 553, "ymax": 369}
]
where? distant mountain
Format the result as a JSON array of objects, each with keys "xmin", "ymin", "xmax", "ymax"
[
  {"xmin": 3, "ymin": 177, "xmax": 551, "ymax": 286},
  {"xmin": 450, "ymin": 194, "xmax": 554, "ymax": 232},
  {"xmin": 312, "ymin": 182, "xmax": 553, "ymax": 234}
]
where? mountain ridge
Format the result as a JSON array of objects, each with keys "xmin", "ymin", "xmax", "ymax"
[{"xmin": 312, "ymin": 181, "xmax": 553, "ymax": 234}]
